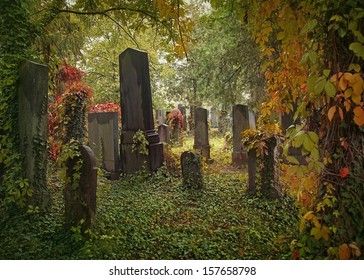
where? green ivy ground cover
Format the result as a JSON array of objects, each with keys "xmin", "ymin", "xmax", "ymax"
[{"xmin": 0, "ymin": 135, "xmax": 298, "ymax": 259}]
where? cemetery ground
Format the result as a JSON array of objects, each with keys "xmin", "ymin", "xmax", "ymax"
[{"xmin": 0, "ymin": 133, "xmax": 298, "ymax": 260}]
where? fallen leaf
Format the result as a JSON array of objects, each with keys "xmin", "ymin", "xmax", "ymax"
[
  {"xmin": 339, "ymin": 243, "xmax": 351, "ymax": 260},
  {"xmin": 340, "ymin": 167, "xmax": 350, "ymax": 178}
]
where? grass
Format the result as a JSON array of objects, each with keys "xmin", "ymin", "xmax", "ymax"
[{"xmin": 0, "ymin": 134, "xmax": 298, "ymax": 260}]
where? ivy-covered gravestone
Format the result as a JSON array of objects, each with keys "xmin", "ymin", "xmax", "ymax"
[
  {"xmin": 119, "ymin": 48, "xmax": 164, "ymax": 173},
  {"xmin": 17, "ymin": 60, "xmax": 50, "ymax": 209},
  {"xmin": 181, "ymin": 151, "xmax": 203, "ymax": 189},
  {"xmin": 65, "ymin": 144, "xmax": 97, "ymax": 231}
]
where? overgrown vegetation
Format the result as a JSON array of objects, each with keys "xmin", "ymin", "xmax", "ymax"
[{"xmin": 0, "ymin": 136, "xmax": 298, "ymax": 260}]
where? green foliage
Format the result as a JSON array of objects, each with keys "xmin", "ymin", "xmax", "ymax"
[
  {"xmin": 0, "ymin": 135, "xmax": 298, "ymax": 259},
  {"xmin": 132, "ymin": 130, "xmax": 149, "ymax": 156}
]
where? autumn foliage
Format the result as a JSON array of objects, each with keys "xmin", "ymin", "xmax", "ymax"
[{"xmin": 242, "ymin": 0, "xmax": 364, "ymax": 259}]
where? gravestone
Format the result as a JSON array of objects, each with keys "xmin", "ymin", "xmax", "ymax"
[
  {"xmin": 210, "ymin": 107, "xmax": 219, "ymax": 128},
  {"xmin": 260, "ymin": 137, "xmax": 279, "ymax": 197},
  {"xmin": 232, "ymin": 104, "xmax": 256, "ymax": 167},
  {"xmin": 181, "ymin": 151, "xmax": 203, "ymax": 189},
  {"xmin": 193, "ymin": 107, "xmax": 212, "ymax": 161},
  {"xmin": 218, "ymin": 110, "xmax": 229, "ymax": 134},
  {"xmin": 158, "ymin": 124, "xmax": 170, "ymax": 144},
  {"xmin": 119, "ymin": 48, "xmax": 164, "ymax": 173},
  {"xmin": 88, "ymin": 112, "xmax": 120, "ymax": 179},
  {"xmin": 156, "ymin": 109, "xmax": 165, "ymax": 125},
  {"xmin": 178, "ymin": 104, "xmax": 187, "ymax": 131},
  {"xmin": 17, "ymin": 60, "xmax": 50, "ymax": 210},
  {"xmin": 247, "ymin": 149, "xmax": 257, "ymax": 194},
  {"xmin": 65, "ymin": 145, "xmax": 97, "ymax": 231}
]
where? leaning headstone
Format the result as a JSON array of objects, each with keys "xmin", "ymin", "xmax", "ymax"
[
  {"xmin": 181, "ymin": 151, "xmax": 203, "ymax": 189},
  {"xmin": 218, "ymin": 110, "xmax": 229, "ymax": 134},
  {"xmin": 119, "ymin": 48, "xmax": 164, "ymax": 173},
  {"xmin": 65, "ymin": 145, "xmax": 97, "ymax": 231},
  {"xmin": 158, "ymin": 124, "xmax": 170, "ymax": 144},
  {"xmin": 88, "ymin": 112, "xmax": 120, "ymax": 179},
  {"xmin": 232, "ymin": 104, "xmax": 256, "ymax": 167},
  {"xmin": 17, "ymin": 60, "xmax": 50, "ymax": 210},
  {"xmin": 156, "ymin": 109, "xmax": 165, "ymax": 125},
  {"xmin": 194, "ymin": 107, "xmax": 212, "ymax": 161}
]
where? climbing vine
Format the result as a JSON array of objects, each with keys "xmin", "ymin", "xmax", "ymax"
[{"xmin": 237, "ymin": 0, "xmax": 364, "ymax": 259}]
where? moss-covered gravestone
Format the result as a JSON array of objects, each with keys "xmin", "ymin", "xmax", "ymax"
[
  {"xmin": 181, "ymin": 151, "xmax": 203, "ymax": 189},
  {"xmin": 17, "ymin": 60, "xmax": 50, "ymax": 209},
  {"xmin": 193, "ymin": 107, "xmax": 212, "ymax": 162}
]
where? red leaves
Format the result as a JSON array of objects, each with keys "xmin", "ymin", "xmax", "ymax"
[{"xmin": 340, "ymin": 167, "xmax": 350, "ymax": 178}]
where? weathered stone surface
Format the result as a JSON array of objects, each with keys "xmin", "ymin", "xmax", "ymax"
[
  {"xmin": 232, "ymin": 104, "xmax": 256, "ymax": 167},
  {"xmin": 158, "ymin": 124, "xmax": 170, "ymax": 144},
  {"xmin": 193, "ymin": 107, "xmax": 211, "ymax": 161},
  {"xmin": 65, "ymin": 145, "xmax": 97, "ymax": 231},
  {"xmin": 210, "ymin": 107, "xmax": 219, "ymax": 128},
  {"xmin": 247, "ymin": 149, "xmax": 257, "ymax": 194},
  {"xmin": 88, "ymin": 112, "xmax": 120, "ymax": 179},
  {"xmin": 156, "ymin": 109, "xmax": 166, "ymax": 125},
  {"xmin": 119, "ymin": 48, "xmax": 164, "ymax": 173},
  {"xmin": 17, "ymin": 60, "xmax": 50, "ymax": 209},
  {"xmin": 178, "ymin": 104, "xmax": 187, "ymax": 131},
  {"xmin": 181, "ymin": 151, "xmax": 203, "ymax": 189}
]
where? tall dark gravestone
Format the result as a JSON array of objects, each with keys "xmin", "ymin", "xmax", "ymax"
[
  {"xmin": 232, "ymin": 104, "xmax": 256, "ymax": 167},
  {"xmin": 194, "ymin": 107, "xmax": 212, "ymax": 161},
  {"xmin": 119, "ymin": 48, "xmax": 164, "ymax": 173},
  {"xmin": 17, "ymin": 60, "xmax": 50, "ymax": 210}
]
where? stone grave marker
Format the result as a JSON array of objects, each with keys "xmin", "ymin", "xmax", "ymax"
[
  {"xmin": 156, "ymin": 109, "xmax": 165, "ymax": 125},
  {"xmin": 65, "ymin": 145, "xmax": 97, "ymax": 231},
  {"xmin": 193, "ymin": 107, "xmax": 212, "ymax": 162},
  {"xmin": 88, "ymin": 112, "xmax": 120, "ymax": 179},
  {"xmin": 17, "ymin": 60, "xmax": 50, "ymax": 210},
  {"xmin": 210, "ymin": 107, "xmax": 219, "ymax": 128},
  {"xmin": 232, "ymin": 104, "xmax": 256, "ymax": 167},
  {"xmin": 158, "ymin": 124, "xmax": 170, "ymax": 144},
  {"xmin": 119, "ymin": 48, "xmax": 164, "ymax": 173},
  {"xmin": 181, "ymin": 151, "xmax": 203, "ymax": 189},
  {"xmin": 178, "ymin": 104, "xmax": 187, "ymax": 131}
]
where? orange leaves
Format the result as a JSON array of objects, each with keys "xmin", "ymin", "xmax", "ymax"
[
  {"xmin": 353, "ymin": 106, "xmax": 364, "ymax": 126},
  {"xmin": 327, "ymin": 72, "xmax": 364, "ymax": 126},
  {"xmin": 339, "ymin": 243, "xmax": 362, "ymax": 260},
  {"xmin": 340, "ymin": 167, "xmax": 350, "ymax": 178}
]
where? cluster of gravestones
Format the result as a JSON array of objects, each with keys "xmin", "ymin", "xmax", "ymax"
[{"xmin": 17, "ymin": 48, "xmax": 300, "ymax": 231}]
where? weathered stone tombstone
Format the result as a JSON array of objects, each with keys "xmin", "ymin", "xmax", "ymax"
[
  {"xmin": 193, "ymin": 107, "xmax": 212, "ymax": 162},
  {"xmin": 65, "ymin": 145, "xmax": 97, "ymax": 231},
  {"xmin": 232, "ymin": 104, "xmax": 256, "ymax": 167},
  {"xmin": 17, "ymin": 60, "xmax": 50, "ymax": 210},
  {"xmin": 181, "ymin": 151, "xmax": 203, "ymax": 189},
  {"xmin": 88, "ymin": 112, "xmax": 120, "ymax": 179},
  {"xmin": 178, "ymin": 104, "xmax": 188, "ymax": 131},
  {"xmin": 218, "ymin": 109, "xmax": 229, "ymax": 134},
  {"xmin": 210, "ymin": 107, "xmax": 219, "ymax": 128},
  {"xmin": 119, "ymin": 48, "xmax": 164, "ymax": 173},
  {"xmin": 158, "ymin": 124, "xmax": 170, "ymax": 144},
  {"xmin": 156, "ymin": 109, "xmax": 166, "ymax": 125},
  {"xmin": 247, "ymin": 150, "xmax": 257, "ymax": 194}
]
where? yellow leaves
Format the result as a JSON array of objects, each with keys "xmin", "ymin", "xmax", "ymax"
[{"xmin": 310, "ymin": 226, "xmax": 329, "ymax": 241}]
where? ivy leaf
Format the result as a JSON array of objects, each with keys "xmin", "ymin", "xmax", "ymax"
[
  {"xmin": 314, "ymin": 78, "xmax": 325, "ymax": 94},
  {"xmin": 300, "ymin": 19, "xmax": 318, "ymax": 35},
  {"xmin": 286, "ymin": 155, "xmax": 300, "ymax": 165},
  {"xmin": 353, "ymin": 106, "xmax": 364, "ymax": 126},
  {"xmin": 324, "ymin": 80, "xmax": 336, "ymax": 97},
  {"xmin": 349, "ymin": 42, "xmax": 364, "ymax": 59}
]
